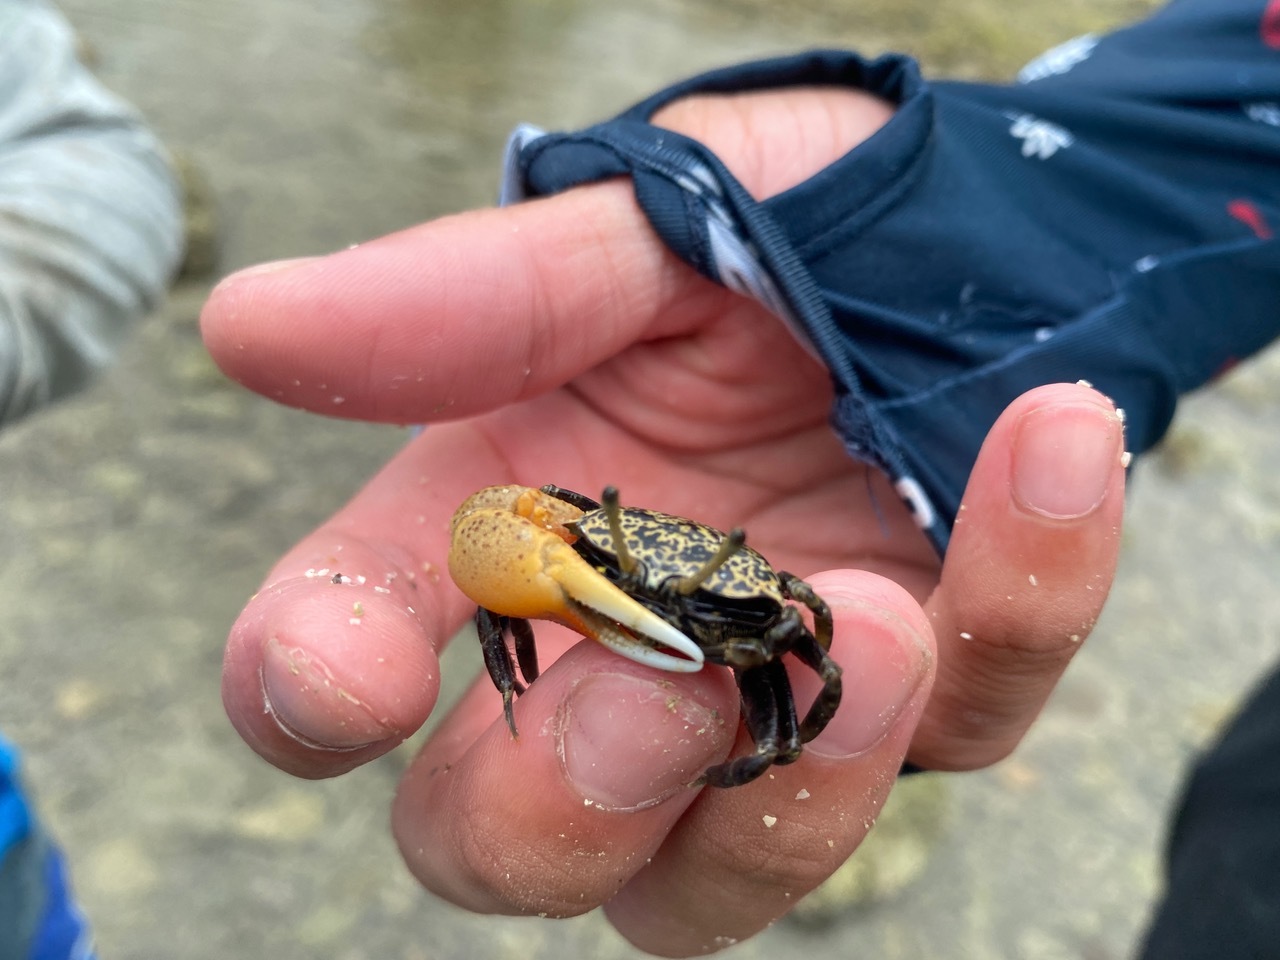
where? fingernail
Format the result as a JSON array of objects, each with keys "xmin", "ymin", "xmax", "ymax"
[
  {"xmin": 806, "ymin": 604, "xmax": 931, "ymax": 759},
  {"xmin": 558, "ymin": 673, "xmax": 728, "ymax": 811},
  {"xmin": 260, "ymin": 637, "xmax": 394, "ymax": 751},
  {"xmin": 1011, "ymin": 402, "xmax": 1124, "ymax": 520}
]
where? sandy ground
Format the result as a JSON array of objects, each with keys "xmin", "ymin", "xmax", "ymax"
[{"xmin": 3, "ymin": 1, "xmax": 1278, "ymax": 957}]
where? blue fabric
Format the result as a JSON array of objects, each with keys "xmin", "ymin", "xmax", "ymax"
[
  {"xmin": 0, "ymin": 735, "xmax": 95, "ymax": 960},
  {"xmin": 502, "ymin": 0, "xmax": 1280, "ymax": 555},
  {"xmin": 29, "ymin": 845, "xmax": 94, "ymax": 960},
  {"xmin": 0, "ymin": 734, "xmax": 33, "ymax": 856}
]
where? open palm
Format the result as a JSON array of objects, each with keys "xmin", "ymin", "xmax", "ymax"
[{"xmin": 204, "ymin": 89, "xmax": 1125, "ymax": 955}]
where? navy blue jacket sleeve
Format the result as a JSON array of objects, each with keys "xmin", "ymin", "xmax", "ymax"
[{"xmin": 504, "ymin": 0, "xmax": 1280, "ymax": 555}]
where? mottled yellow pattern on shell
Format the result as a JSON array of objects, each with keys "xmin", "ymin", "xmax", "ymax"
[{"xmin": 570, "ymin": 507, "xmax": 785, "ymax": 602}]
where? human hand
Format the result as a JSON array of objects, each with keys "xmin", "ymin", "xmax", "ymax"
[{"xmin": 203, "ymin": 88, "xmax": 1126, "ymax": 955}]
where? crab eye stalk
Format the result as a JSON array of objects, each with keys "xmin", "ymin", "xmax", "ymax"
[
  {"xmin": 602, "ymin": 485, "xmax": 639, "ymax": 576},
  {"xmin": 676, "ymin": 527, "xmax": 747, "ymax": 595}
]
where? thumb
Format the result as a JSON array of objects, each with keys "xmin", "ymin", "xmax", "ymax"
[{"xmin": 913, "ymin": 382, "xmax": 1127, "ymax": 770}]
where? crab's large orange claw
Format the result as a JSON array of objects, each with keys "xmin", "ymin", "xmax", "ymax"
[
  {"xmin": 450, "ymin": 484, "xmax": 583, "ymax": 540},
  {"xmin": 448, "ymin": 486, "xmax": 704, "ymax": 671}
]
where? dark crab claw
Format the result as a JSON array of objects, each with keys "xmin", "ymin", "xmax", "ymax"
[{"xmin": 448, "ymin": 490, "xmax": 704, "ymax": 671}]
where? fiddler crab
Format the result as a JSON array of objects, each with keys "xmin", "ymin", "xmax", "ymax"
[{"xmin": 447, "ymin": 484, "xmax": 843, "ymax": 788}]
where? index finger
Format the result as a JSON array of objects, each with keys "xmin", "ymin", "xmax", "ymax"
[{"xmin": 200, "ymin": 182, "xmax": 720, "ymax": 426}]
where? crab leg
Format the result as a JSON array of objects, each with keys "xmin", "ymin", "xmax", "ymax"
[{"xmin": 475, "ymin": 607, "xmax": 523, "ymax": 736}]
